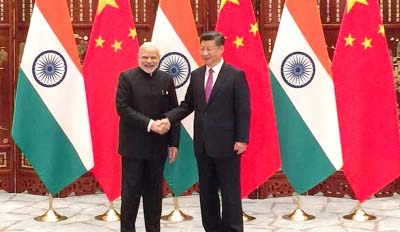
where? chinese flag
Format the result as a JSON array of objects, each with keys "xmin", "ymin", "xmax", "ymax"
[
  {"xmin": 332, "ymin": 0, "xmax": 400, "ymax": 202},
  {"xmin": 83, "ymin": 0, "xmax": 139, "ymax": 201},
  {"xmin": 216, "ymin": 0, "xmax": 281, "ymax": 198}
]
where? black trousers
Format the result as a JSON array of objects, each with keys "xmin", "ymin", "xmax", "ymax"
[
  {"xmin": 196, "ymin": 154, "xmax": 243, "ymax": 232},
  {"xmin": 120, "ymin": 155, "xmax": 166, "ymax": 232}
]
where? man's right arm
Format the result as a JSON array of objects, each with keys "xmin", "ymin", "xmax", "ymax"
[
  {"xmin": 164, "ymin": 76, "xmax": 195, "ymax": 124},
  {"xmin": 116, "ymin": 71, "xmax": 151, "ymax": 131}
]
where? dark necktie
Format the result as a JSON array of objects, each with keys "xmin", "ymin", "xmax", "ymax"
[{"xmin": 205, "ymin": 68, "xmax": 214, "ymax": 102}]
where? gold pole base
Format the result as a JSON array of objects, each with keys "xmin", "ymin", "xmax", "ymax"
[
  {"xmin": 161, "ymin": 209, "xmax": 193, "ymax": 222},
  {"xmin": 95, "ymin": 208, "xmax": 121, "ymax": 221},
  {"xmin": 282, "ymin": 208, "xmax": 315, "ymax": 221},
  {"xmin": 242, "ymin": 211, "xmax": 256, "ymax": 222},
  {"xmin": 343, "ymin": 208, "xmax": 376, "ymax": 221},
  {"xmin": 34, "ymin": 209, "xmax": 67, "ymax": 222}
]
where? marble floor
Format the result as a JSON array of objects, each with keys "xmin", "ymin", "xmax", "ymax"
[{"xmin": 0, "ymin": 191, "xmax": 399, "ymax": 232}]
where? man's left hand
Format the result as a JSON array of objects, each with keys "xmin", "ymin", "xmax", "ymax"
[
  {"xmin": 234, "ymin": 142, "xmax": 247, "ymax": 154},
  {"xmin": 168, "ymin": 147, "xmax": 178, "ymax": 163}
]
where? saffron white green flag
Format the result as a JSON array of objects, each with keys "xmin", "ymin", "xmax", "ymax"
[
  {"xmin": 12, "ymin": 0, "xmax": 93, "ymax": 195},
  {"xmin": 151, "ymin": 0, "xmax": 201, "ymax": 196},
  {"xmin": 269, "ymin": 0, "xmax": 342, "ymax": 193}
]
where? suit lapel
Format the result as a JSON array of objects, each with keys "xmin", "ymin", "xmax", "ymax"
[
  {"xmin": 196, "ymin": 66, "xmax": 207, "ymax": 106},
  {"xmin": 207, "ymin": 63, "xmax": 228, "ymax": 104}
]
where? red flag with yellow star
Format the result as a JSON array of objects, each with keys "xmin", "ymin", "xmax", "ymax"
[
  {"xmin": 216, "ymin": 0, "xmax": 281, "ymax": 198},
  {"xmin": 332, "ymin": 0, "xmax": 400, "ymax": 202},
  {"xmin": 83, "ymin": 0, "xmax": 139, "ymax": 201}
]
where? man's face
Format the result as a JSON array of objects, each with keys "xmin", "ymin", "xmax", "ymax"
[
  {"xmin": 200, "ymin": 40, "xmax": 224, "ymax": 67},
  {"xmin": 139, "ymin": 47, "xmax": 160, "ymax": 73}
]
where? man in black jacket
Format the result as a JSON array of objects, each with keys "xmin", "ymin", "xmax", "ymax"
[
  {"xmin": 163, "ymin": 31, "xmax": 251, "ymax": 232},
  {"xmin": 116, "ymin": 42, "xmax": 179, "ymax": 232}
]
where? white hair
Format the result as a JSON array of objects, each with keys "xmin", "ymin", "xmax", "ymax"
[{"xmin": 139, "ymin": 42, "xmax": 160, "ymax": 57}]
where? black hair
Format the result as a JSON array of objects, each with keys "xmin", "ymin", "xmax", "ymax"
[{"xmin": 199, "ymin": 31, "xmax": 225, "ymax": 46}]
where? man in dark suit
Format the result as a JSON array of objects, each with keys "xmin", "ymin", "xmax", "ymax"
[
  {"xmin": 116, "ymin": 42, "xmax": 179, "ymax": 232},
  {"xmin": 163, "ymin": 31, "xmax": 250, "ymax": 232}
]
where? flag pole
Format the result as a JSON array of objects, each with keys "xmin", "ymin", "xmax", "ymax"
[
  {"xmin": 95, "ymin": 201, "xmax": 120, "ymax": 221},
  {"xmin": 343, "ymin": 201, "xmax": 376, "ymax": 221},
  {"xmin": 34, "ymin": 193, "xmax": 67, "ymax": 222},
  {"xmin": 282, "ymin": 194, "xmax": 315, "ymax": 221},
  {"xmin": 161, "ymin": 195, "xmax": 193, "ymax": 222}
]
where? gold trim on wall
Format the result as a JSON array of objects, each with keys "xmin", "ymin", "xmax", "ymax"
[{"xmin": 0, "ymin": 151, "xmax": 7, "ymax": 168}]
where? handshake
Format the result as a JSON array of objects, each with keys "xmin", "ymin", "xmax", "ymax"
[{"xmin": 150, "ymin": 118, "xmax": 171, "ymax": 135}]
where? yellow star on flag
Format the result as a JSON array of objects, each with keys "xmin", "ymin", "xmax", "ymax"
[
  {"xmin": 344, "ymin": 34, "xmax": 355, "ymax": 46},
  {"xmin": 346, "ymin": 0, "xmax": 368, "ymax": 13},
  {"xmin": 233, "ymin": 36, "xmax": 244, "ymax": 48},
  {"xmin": 97, "ymin": 0, "xmax": 118, "ymax": 15},
  {"xmin": 95, "ymin": 36, "xmax": 105, "ymax": 48},
  {"xmin": 129, "ymin": 27, "xmax": 137, "ymax": 40},
  {"xmin": 112, "ymin": 40, "xmax": 122, "ymax": 52},
  {"xmin": 361, "ymin": 37, "xmax": 372, "ymax": 50},
  {"xmin": 378, "ymin": 24, "xmax": 385, "ymax": 36},
  {"xmin": 220, "ymin": 0, "xmax": 239, "ymax": 11},
  {"xmin": 249, "ymin": 23, "xmax": 258, "ymax": 36}
]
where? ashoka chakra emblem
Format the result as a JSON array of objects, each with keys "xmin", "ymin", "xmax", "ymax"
[
  {"xmin": 159, "ymin": 52, "xmax": 190, "ymax": 89},
  {"xmin": 281, "ymin": 51, "xmax": 315, "ymax": 88},
  {"xmin": 32, "ymin": 50, "xmax": 67, "ymax": 87}
]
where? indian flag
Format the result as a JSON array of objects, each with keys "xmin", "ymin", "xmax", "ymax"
[
  {"xmin": 269, "ymin": 0, "xmax": 342, "ymax": 193},
  {"xmin": 151, "ymin": 0, "xmax": 201, "ymax": 196},
  {"xmin": 12, "ymin": 0, "xmax": 93, "ymax": 195}
]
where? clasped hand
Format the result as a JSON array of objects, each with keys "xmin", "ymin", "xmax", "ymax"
[{"xmin": 150, "ymin": 118, "xmax": 171, "ymax": 135}]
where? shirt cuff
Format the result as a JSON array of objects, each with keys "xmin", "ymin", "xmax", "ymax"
[{"xmin": 147, "ymin": 119, "xmax": 153, "ymax": 133}]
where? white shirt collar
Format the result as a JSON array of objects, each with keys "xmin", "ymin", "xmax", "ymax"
[
  {"xmin": 204, "ymin": 59, "xmax": 223, "ymax": 88},
  {"xmin": 206, "ymin": 58, "xmax": 224, "ymax": 75},
  {"xmin": 206, "ymin": 58, "xmax": 224, "ymax": 76}
]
